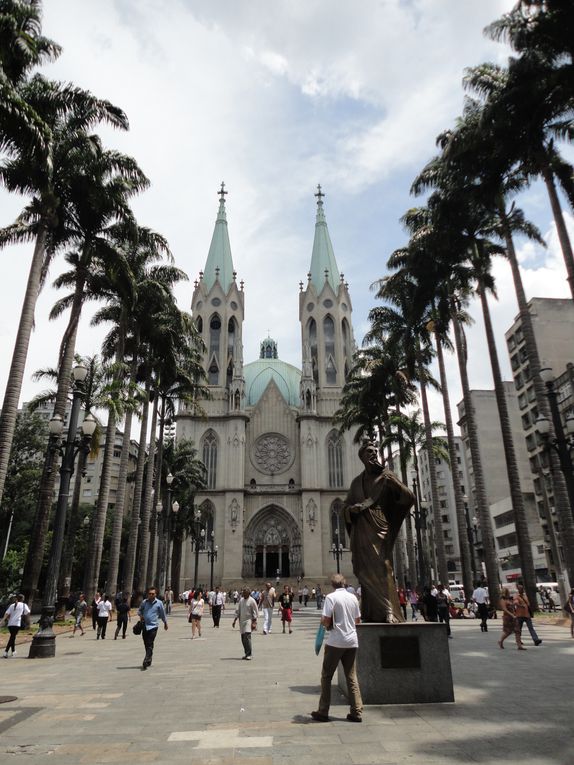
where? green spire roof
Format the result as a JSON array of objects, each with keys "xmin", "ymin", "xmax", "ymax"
[
  {"xmin": 309, "ymin": 185, "xmax": 340, "ymax": 293},
  {"xmin": 203, "ymin": 183, "xmax": 235, "ymax": 293}
]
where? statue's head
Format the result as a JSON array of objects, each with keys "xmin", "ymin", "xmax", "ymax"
[{"xmin": 358, "ymin": 441, "xmax": 383, "ymax": 473}]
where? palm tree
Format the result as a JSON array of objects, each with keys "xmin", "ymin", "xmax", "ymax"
[{"xmin": 0, "ymin": 77, "xmax": 129, "ymax": 520}]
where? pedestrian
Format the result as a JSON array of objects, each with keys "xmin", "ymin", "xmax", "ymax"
[
  {"xmin": 164, "ymin": 587, "xmax": 174, "ymax": 615},
  {"xmin": 471, "ymin": 581, "xmax": 490, "ymax": 632},
  {"xmin": 189, "ymin": 589, "xmax": 205, "ymax": 638},
  {"xmin": 278, "ymin": 584, "xmax": 294, "ymax": 634},
  {"xmin": 498, "ymin": 588, "xmax": 525, "ymax": 650},
  {"xmin": 436, "ymin": 583, "xmax": 452, "ymax": 637},
  {"xmin": 298, "ymin": 585, "xmax": 303, "ymax": 605},
  {"xmin": 232, "ymin": 589, "xmax": 239, "ymax": 605},
  {"xmin": 96, "ymin": 593, "xmax": 113, "ymax": 639},
  {"xmin": 114, "ymin": 595, "xmax": 131, "ymax": 639},
  {"xmin": 420, "ymin": 586, "xmax": 438, "ymax": 622},
  {"xmin": 408, "ymin": 589, "xmax": 418, "ymax": 621},
  {"xmin": 514, "ymin": 584, "xmax": 542, "ymax": 646},
  {"xmin": 137, "ymin": 586, "xmax": 168, "ymax": 670},
  {"xmin": 2, "ymin": 594, "xmax": 30, "ymax": 658},
  {"xmin": 302, "ymin": 584, "xmax": 308, "ymax": 605},
  {"xmin": 564, "ymin": 588, "xmax": 574, "ymax": 638},
  {"xmin": 311, "ymin": 574, "xmax": 363, "ymax": 723},
  {"xmin": 91, "ymin": 592, "xmax": 101, "ymax": 631},
  {"xmin": 210, "ymin": 585, "xmax": 225, "ymax": 628},
  {"xmin": 316, "ymin": 584, "xmax": 323, "ymax": 610},
  {"xmin": 72, "ymin": 593, "xmax": 88, "ymax": 637},
  {"xmin": 232, "ymin": 587, "xmax": 258, "ymax": 660},
  {"xmin": 397, "ymin": 587, "xmax": 407, "ymax": 621},
  {"xmin": 261, "ymin": 582, "xmax": 276, "ymax": 635},
  {"xmin": 546, "ymin": 590, "xmax": 557, "ymax": 613}
]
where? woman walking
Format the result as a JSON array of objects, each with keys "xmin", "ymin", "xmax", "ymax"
[
  {"xmin": 498, "ymin": 588, "xmax": 525, "ymax": 650},
  {"xmin": 72, "ymin": 593, "xmax": 88, "ymax": 636},
  {"xmin": 2, "ymin": 594, "xmax": 30, "ymax": 658},
  {"xmin": 564, "ymin": 588, "xmax": 574, "ymax": 638},
  {"xmin": 96, "ymin": 594, "xmax": 113, "ymax": 640},
  {"xmin": 189, "ymin": 590, "xmax": 204, "ymax": 638},
  {"xmin": 514, "ymin": 584, "xmax": 542, "ymax": 646},
  {"xmin": 278, "ymin": 584, "xmax": 293, "ymax": 634},
  {"xmin": 114, "ymin": 595, "xmax": 131, "ymax": 639}
]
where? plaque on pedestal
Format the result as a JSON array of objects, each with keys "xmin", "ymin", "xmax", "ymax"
[{"xmin": 338, "ymin": 622, "xmax": 454, "ymax": 705}]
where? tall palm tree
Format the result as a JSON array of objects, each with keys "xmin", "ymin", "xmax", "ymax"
[{"xmin": 0, "ymin": 77, "xmax": 129, "ymax": 520}]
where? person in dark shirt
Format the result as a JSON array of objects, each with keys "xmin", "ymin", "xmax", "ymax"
[
  {"xmin": 278, "ymin": 585, "xmax": 294, "ymax": 634},
  {"xmin": 420, "ymin": 587, "xmax": 438, "ymax": 622},
  {"xmin": 114, "ymin": 596, "xmax": 131, "ymax": 639}
]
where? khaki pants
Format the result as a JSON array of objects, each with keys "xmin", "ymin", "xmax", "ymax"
[{"xmin": 318, "ymin": 645, "xmax": 363, "ymax": 717}]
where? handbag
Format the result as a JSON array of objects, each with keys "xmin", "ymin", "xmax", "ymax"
[
  {"xmin": 132, "ymin": 620, "xmax": 143, "ymax": 635},
  {"xmin": 314, "ymin": 624, "xmax": 326, "ymax": 655}
]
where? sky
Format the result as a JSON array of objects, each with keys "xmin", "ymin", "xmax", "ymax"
[{"xmin": 1, "ymin": 0, "xmax": 572, "ymax": 432}]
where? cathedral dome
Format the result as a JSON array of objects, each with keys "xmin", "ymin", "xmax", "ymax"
[{"xmin": 244, "ymin": 357, "xmax": 301, "ymax": 407}]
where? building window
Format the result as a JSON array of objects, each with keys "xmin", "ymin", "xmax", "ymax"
[
  {"xmin": 342, "ymin": 318, "xmax": 352, "ymax": 379},
  {"xmin": 308, "ymin": 318, "xmax": 318, "ymax": 384},
  {"xmin": 498, "ymin": 531, "xmax": 518, "ymax": 548},
  {"xmin": 331, "ymin": 499, "xmax": 347, "ymax": 548},
  {"xmin": 327, "ymin": 430, "xmax": 344, "ymax": 488},
  {"xmin": 441, "ymin": 514, "xmax": 449, "ymax": 523},
  {"xmin": 208, "ymin": 314, "xmax": 221, "ymax": 385},
  {"xmin": 324, "ymin": 316, "xmax": 337, "ymax": 385},
  {"xmin": 202, "ymin": 430, "xmax": 218, "ymax": 489},
  {"xmin": 494, "ymin": 510, "xmax": 515, "ymax": 528},
  {"xmin": 227, "ymin": 318, "xmax": 236, "ymax": 386}
]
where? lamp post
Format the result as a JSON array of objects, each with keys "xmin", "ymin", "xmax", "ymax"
[
  {"xmin": 536, "ymin": 366, "xmax": 574, "ymax": 521},
  {"xmin": 191, "ymin": 508, "xmax": 204, "ymax": 590},
  {"xmin": 29, "ymin": 364, "xmax": 96, "ymax": 659},
  {"xmin": 331, "ymin": 528, "xmax": 343, "ymax": 574},
  {"xmin": 463, "ymin": 495, "xmax": 478, "ymax": 581},
  {"xmin": 207, "ymin": 531, "xmax": 218, "ymax": 591},
  {"xmin": 158, "ymin": 472, "xmax": 174, "ymax": 593},
  {"xmin": 411, "ymin": 478, "xmax": 428, "ymax": 588},
  {"xmin": 166, "ymin": 499, "xmax": 179, "ymax": 593}
]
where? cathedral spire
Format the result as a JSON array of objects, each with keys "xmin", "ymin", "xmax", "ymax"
[
  {"xmin": 202, "ymin": 182, "xmax": 235, "ymax": 293},
  {"xmin": 308, "ymin": 185, "xmax": 340, "ymax": 293}
]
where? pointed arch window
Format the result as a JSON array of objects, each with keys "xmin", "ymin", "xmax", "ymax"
[
  {"xmin": 208, "ymin": 315, "xmax": 221, "ymax": 385},
  {"xmin": 308, "ymin": 318, "xmax": 318, "ymax": 384},
  {"xmin": 331, "ymin": 499, "xmax": 347, "ymax": 548},
  {"xmin": 202, "ymin": 430, "xmax": 218, "ymax": 489},
  {"xmin": 327, "ymin": 430, "xmax": 344, "ymax": 488},
  {"xmin": 227, "ymin": 317, "xmax": 236, "ymax": 386},
  {"xmin": 324, "ymin": 316, "xmax": 337, "ymax": 385},
  {"xmin": 342, "ymin": 318, "xmax": 351, "ymax": 380},
  {"xmin": 196, "ymin": 316, "xmax": 203, "ymax": 334}
]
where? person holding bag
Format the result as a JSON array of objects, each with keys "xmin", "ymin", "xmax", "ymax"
[{"xmin": 2, "ymin": 594, "xmax": 30, "ymax": 658}]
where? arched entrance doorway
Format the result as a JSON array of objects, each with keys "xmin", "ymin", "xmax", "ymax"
[{"xmin": 242, "ymin": 505, "xmax": 302, "ymax": 579}]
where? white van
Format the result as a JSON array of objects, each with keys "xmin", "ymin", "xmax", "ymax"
[
  {"xmin": 536, "ymin": 583, "xmax": 561, "ymax": 609},
  {"xmin": 448, "ymin": 584, "xmax": 465, "ymax": 603}
]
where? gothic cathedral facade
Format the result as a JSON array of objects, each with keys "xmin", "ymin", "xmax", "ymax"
[{"xmin": 175, "ymin": 186, "xmax": 362, "ymax": 589}]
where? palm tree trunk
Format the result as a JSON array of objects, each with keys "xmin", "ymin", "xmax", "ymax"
[
  {"xmin": 396, "ymin": 407, "xmax": 417, "ymax": 585},
  {"xmin": 478, "ymin": 281, "xmax": 538, "ymax": 607},
  {"xmin": 0, "ymin": 228, "xmax": 47, "ymax": 510},
  {"xmin": 136, "ymin": 391, "xmax": 159, "ymax": 592},
  {"xmin": 154, "ymin": 397, "xmax": 167, "ymax": 588},
  {"xmin": 451, "ymin": 307, "xmax": 499, "ymax": 596},
  {"xmin": 419, "ymin": 375, "xmax": 449, "ymax": 585},
  {"xmin": 122, "ymin": 375, "xmax": 151, "ymax": 602},
  {"xmin": 540, "ymin": 162, "xmax": 574, "ymax": 300},
  {"xmin": 500, "ymin": 206, "xmax": 574, "ymax": 586},
  {"xmin": 434, "ymin": 331, "xmax": 473, "ymax": 597},
  {"xmin": 83, "ymin": 407, "xmax": 117, "ymax": 601},
  {"xmin": 20, "ymin": 276, "xmax": 84, "ymax": 607},
  {"xmin": 170, "ymin": 527, "xmax": 183, "ymax": 599}
]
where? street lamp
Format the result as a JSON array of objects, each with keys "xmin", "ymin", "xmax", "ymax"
[
  {"xmin": 191, "ymin": 508, "xmax": 204, "ymax": 590},
  {"xmin": 331, "ymin": 528, "xmax": 344, "ymax": 574},
  {"xmin": 157, "ymin": 472, "xmax": 175, "ymax": 593},
  {"xmin": 207, "ymin": 530, "xmax": 218, "ymax": 591},
  {"xmin": 166, "ymin": 499, "xmax": 180, "ymax": 592},
  {"xmin": 29, "ymin": 364, "xmax": 96, "ymax": 659},
  {"xmin": 537, "ymin": 367, "xmax": 574, "ymax": 521}
]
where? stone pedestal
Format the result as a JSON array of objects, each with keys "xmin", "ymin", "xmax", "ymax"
[{"xmin": 338, "ymin": 622, "xmax": 454, "ymax": 704}]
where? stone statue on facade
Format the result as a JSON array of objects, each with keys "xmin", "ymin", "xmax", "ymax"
[{"xmin": 344, "ymin": 442, "xmax": 414, "ymax": 623}]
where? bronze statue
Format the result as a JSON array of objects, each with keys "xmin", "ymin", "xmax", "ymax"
[{"xmin": 344, "ymin": 442, "xmax": 414, "ymax": 623}]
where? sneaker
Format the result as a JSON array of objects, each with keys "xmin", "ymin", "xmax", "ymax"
[
  {"xmin": 2, "ymin": 652, "xmax": 8, "ymax": 658},
  {"xmin": 346, "ymin": 714, "xmax": 362, "ymax": 723},
  {"xmin": 534, "ymin": 639, "xmax": 542, "ymax": 646},
  {"xmin": 141, "ymin": 664, "xmax": 147, "ymax": 671},
  {"xmin": 310, "ymin": 711, "xmax": 329, "ymax": 722},
  {"xmin": 11, "ymin": 651, "xmax": 16, "ymax": 657},
  {"xmin": 245, "ymin": 656, "xmax": 252, "ymax": 660}
]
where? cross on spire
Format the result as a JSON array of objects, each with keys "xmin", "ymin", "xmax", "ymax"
[
  {"xmin": 315, "ymin": 184, "xmax": 325, "ymax": 204},
  {"xmin": 218, "ymin": 181, "xmax": 228, "ymax": 202}
]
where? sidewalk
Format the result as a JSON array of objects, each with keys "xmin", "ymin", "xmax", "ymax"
[{"xmin": 0, "ymin": 607, "xmax": 572, "ymax": 765}]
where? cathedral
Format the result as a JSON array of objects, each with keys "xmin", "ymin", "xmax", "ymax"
[{"xmin": 175, "ymin": 185, "xmax": 362, "ymax": 589}]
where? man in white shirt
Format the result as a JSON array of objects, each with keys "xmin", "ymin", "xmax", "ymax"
[
  {"xmin": 2, "ymin": 594, "xmax": 30, "ymax": 657},
  {"xmin": 96, "ymin": 595, "xmax": 113, "ymax": 640},
  {"xmin": 471, "ymin": 583, "xmax": 490, "ymax": 633},
  {"xmin": 260, "ymin": 582, "xmax": 276, "ymax": 634},
  {"xmin": 311, "ymin": 574, "xmax": 363, "ymax": 723},
  {"xmin": 209, "ymin": 585, "xmax": 226, "ymax": 628},
  {"xmin": 233, "ymin": 588, "xmax": 258, "ymax": 660}
]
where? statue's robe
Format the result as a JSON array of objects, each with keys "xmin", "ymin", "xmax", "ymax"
[{"xmin": 344, "ymin": 469, "xmax": 414, "ymax": 623}]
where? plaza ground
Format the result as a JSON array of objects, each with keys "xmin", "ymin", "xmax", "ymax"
[{"xmin": 0, "ymin": 606, "xmax": 572, "ymax": 765}]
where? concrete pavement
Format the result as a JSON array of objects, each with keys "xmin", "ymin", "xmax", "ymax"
[{"xmin": 0, "ymin": 606, "xmax": 573, "ymax": 765}]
